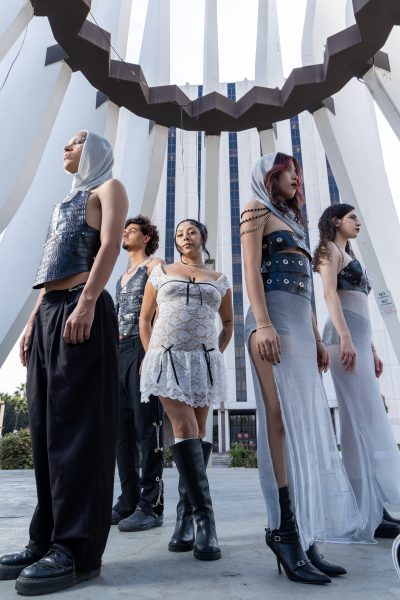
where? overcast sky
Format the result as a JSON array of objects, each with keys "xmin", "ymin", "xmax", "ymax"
[{"xmin": 0, "ymin": 0, "xmax": 399, "ymax": 394}]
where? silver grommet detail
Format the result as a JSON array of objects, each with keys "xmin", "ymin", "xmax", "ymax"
[
  {"xmin": 298, "ymin": 260, "xmax": 303, "ymax": 266},
  {"xmin": 299, "ymin": 282, "xmax": 304, "ymax": 287},
  {"xmin": 262, "ymin": 244, "xmax": 267, "ymax": 249},
  {"xmin": 267, "ymin": 279, "xmax": 272, "ymax": 284},
  {"xmin": 277, "ymin": 237, "xmax": 282, "ymax": 242},
  {"xmin": 283, "ymin": 259, "xmax": 288, "ymax": 265},
  {"xmin": 284, "ymin": 279, "xmax": 289, "ymax": 284},
  {"xmin": 266, "ymin": 261, "xmax": 271, "ymax": 266}
]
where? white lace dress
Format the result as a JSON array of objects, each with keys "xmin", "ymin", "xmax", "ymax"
[{"xmin": 140, "ymin": 264, "xmax": 231, "ymax": 407}]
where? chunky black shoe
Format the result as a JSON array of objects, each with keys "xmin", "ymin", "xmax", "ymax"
[
  {"xmin": 375, "ymin": 519, "xmax": 400, "ymax": 539},
  {"xmin": 265, "ymin": 529, "xmax": 331, "ymax": 585},
  {"xmin": 168, "ymin": 441, "xmax": 212, "ymax": 553},
  {"xmin": 171, "ymin": 439, "xmax": 221, "ymax": 561},
  {"xmin": 118, "ymin": 507, "xmax": 163, "ymax": 532},
  {"xmin": 306, "ymin": 543, "xmax": 347, "ymax": 577},
  {"xmin": 15, "ymin": 546, "xmax": 100, "ymax": 596},
  {"xmin": 0, "ymin": 547, "xmax": 43, "ymax": 581}
]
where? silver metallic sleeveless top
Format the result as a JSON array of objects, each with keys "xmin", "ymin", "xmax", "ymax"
[
  {"xmin": 116, "ymin": 266, "xmax": 149, "ymax": 337},
  {"xmin": 33, "ymin": 191, "xmax": 100, "ymax": 289}
]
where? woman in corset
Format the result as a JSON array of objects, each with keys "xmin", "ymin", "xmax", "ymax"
[
  {"xmin": 313, "ymin": 203, "xmax": 400, "ymax": 541},
  {"xmin": 139, "ymin": 219, "xmax": 233, "ymax": 561},
  {"xmin": 241, "ymin": 153, "xmax": 365, "ymax": 586}
]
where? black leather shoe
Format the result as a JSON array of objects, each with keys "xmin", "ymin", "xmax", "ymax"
[
  {"xmin": 111, "ymin": 509, "xmax": 126, "ymax": 525},
  {"xmin": 383, "ymin": 508, "xmax": 400, "ymax": 525},
  {"xmin": 15, "ymin": 547, "xmax": 100, "ymax": 596},
  {"xmin": 306, "ymin": 543, "xmax": 347, "ymax": 577},
  {"xmin": 0, "ymin": 547, "xmax": 43, "ymax": 581},
  {"xmin": 265, "ymin": 529, "xmax": 331, "ymax": 585},
  {"xmin": 118, "ymin": 507, "xmax": 163, "ymax": 532},
  {"xmin": 375, "ymin": 519, "xmax": 400, "ymax": 539}
]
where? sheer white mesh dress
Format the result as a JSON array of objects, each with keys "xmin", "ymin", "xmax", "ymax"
[{"xmin": 140, "ymin": 264, "xmax": 230, "ymax": 407}]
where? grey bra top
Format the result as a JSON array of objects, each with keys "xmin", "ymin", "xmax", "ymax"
[{"xmin": 33, "ymin": 190, "xmax": 100, "ymax": 289}]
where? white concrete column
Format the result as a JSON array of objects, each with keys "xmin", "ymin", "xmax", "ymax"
[
  {"xmin": 0, "ymin": 16, "xmax": 71, "ymax": 232},
  {"xmin": 110, "ymin": 0, "xmax": 170, "ymax": 292},
  {"xmin": 301, "ymin": 0, "xmax": 346, "ymax": 67},
  {"xmin": 0, "ymin": 0, "xmax": 31, "ymax": 62},
  {"xmin": 255, "ymin": 0, "xmax": 285, "ymax": 154},
  {"xmin": 363, "ymin": 28, "xmax": 400, "ymax": 142}
]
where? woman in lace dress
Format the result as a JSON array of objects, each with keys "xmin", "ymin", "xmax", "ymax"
[
  {"xmin": 140, "ymin": 219, "xmax": 233, "ymax": 561},
  {"xmin": 241, "ymin": 153, "xmax": 364, "ymax": 586},
  {"xmin": 313, "ymin": 204, "xmax": 400, "ymax": 541}
]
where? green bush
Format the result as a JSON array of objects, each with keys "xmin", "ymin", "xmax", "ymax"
[
  {"xmin": 0, "ymin": 429, "xmax": 33, "ymax": 469},
  {"xmin": 163, "ymin": 445, "xmax": 173, "ymax": 468},
  {"xmin": 228, "ymin": 442, "xmax": 257, "ymax": 468}
]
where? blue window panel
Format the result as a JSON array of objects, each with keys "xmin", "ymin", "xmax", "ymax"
[
  {"xmin": 325, "ymin": 157, "xmax": 340, "ymax": 204},
  {"xmin": 165, "ymin": 127, "xmax": 176, "ymax": 264},
  {"xmin": 227, "ymin": 83, "xmax": 247, "ymax": 403}
]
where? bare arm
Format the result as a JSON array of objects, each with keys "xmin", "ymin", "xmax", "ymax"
[
  {"xmin": 19, "ymin": 289, "xmax": 45, "ymax": 366},
  {"xmin": 318, "ymin": 243, "xmax": 356, "ymax": 371},
  {"xmin": 64, "ymin": 178, "xmax": 128, "ymax": 343},
  {"xmin": 218, "ymin": 288, "xmax": 233, "ymax": 352},
  {"xmin": 139, "ymin": 281, "xmax": 158, "ymax": 351},
  {"xmin": 240, "ymin": 200, "xmax": 280, "ymax": 364},
  {"xmin": 311, "ymin": 313, "xmax": 330, "ymax": 373}
]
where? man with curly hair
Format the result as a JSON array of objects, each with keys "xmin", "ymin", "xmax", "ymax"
[{"xmin": 112, "ymin": 216, "xmax": 165, "ymax": 531}]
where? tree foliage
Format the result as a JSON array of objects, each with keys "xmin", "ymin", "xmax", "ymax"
[{"xmin": 0, "ymin": 429, "xmax": 33, "ymax": 469}]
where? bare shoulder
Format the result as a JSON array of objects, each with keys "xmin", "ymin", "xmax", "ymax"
[
  {"xmin": 242, "ymin": 199, "xmax": 269, "ymax": 213},
  {"xmin": 147, "ymin": 257, "xmax": 165, "ymax": 274},
  {"xmin": 96, "ymin": 178, "xmax": 127, "ymax": 199}
]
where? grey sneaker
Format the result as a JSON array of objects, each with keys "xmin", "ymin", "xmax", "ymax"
[{"xmin": 118, "ymin": 508, "xmax": 163, "ymax": 532}]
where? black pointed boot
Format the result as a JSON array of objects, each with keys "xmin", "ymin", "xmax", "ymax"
[
  {"xmin": 168, "ymin": 441, "xmax": 212, "ymax": 552},
  {"xmin": 306, "ymin": 542, "xmax": 347, "ymax": 576},
  {"xmin": 171, "ymin": 439, "xmax": 221, "ymax": 561},
  {"xmin": 265, "ymin": 486, "xmax": 331, "ymax": 585}
]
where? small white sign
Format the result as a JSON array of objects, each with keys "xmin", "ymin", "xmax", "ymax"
[{"xmin": 375, "ymin": 289, "xmax": 397, "ymax": 315}]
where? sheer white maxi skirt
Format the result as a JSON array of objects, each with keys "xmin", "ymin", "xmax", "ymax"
[
  {"xmin": 245, "ymin": 290, "xmax": 367, "ymax": 549},
  {"xmin": 323, "ymin": 290, "xmax": 400, "ymax": 540}
]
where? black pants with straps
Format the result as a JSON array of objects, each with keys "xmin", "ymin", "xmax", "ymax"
[
  {"xmin": 113, "ymin": 336, "xmax": 164, "ymax": 517},
  {"xmin": 26, "ymin": 287, "xmax": 119, "ymax": 571}
]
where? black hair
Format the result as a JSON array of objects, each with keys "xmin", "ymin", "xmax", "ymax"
[
  {"xmin": 174, "ymin": 219, "xmax": 211, "ymax": 263},
  {"xmin": 312, "ymin": 203, "xmax": 356, "ymax": 272},
  {"xmin": 125, "ymin": 215, "xmax": 159, "ymax": 256}
]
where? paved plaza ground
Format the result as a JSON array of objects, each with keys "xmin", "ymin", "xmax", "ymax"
[{"xmin": 0, "ymin": 467, "xmax": 399, "ymax": 599}]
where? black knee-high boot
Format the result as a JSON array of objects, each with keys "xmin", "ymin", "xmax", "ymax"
[
  {"xmin": 168, "ymin": 441, "xmax": 212, "ymax": 552},
  {"xmin": 171, "ymin": 439, "xmax": 220, "ymax": 560},
  {"xmin": 265, "ymin": 486, "xmax": 331, "ymax": 585}
]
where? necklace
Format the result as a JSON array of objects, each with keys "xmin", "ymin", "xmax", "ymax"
[
  {"xmin": 126, "ymin": 258, "xmax": 148, "ymax": 275},
  {"xmin": 180, "ymin": 257, "xmax": 205, "ymax": 275}
]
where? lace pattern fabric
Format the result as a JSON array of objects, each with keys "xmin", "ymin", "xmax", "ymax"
[{"xmin": 140, "ymin": 264, "xmax": 230, "ymax": 407}]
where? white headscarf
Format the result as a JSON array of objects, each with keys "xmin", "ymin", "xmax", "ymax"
[
  {"xmin": 65, "ymin": 131, "xmax": 114, "ymax": 201},
  {"xmin": 251, "ymin": 152, "xmax": 305, "ymax": 239}
]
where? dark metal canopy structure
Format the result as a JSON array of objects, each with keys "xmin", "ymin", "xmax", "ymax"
[{"xmin": 31, "ymin": 0, "xmax": 400, "ymax": 134}]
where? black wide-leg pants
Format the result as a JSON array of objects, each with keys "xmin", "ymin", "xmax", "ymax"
[
  {"xmin": 114, "ymin": 336, "xmax": 164, "ymax": 517},
  {"xmin": 26, "ymin": 287, "xmax": 119, "ymax": 571}
]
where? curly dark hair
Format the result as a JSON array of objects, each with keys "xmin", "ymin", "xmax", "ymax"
[
  {"xmin": 264, "ymin": 152, "xmax": 305, "ymax": 225},
  {"xmin": 174, "ymin": 219, "xmax": 211, "ymax": 263},
  {"xmin": 125, "ymin": 215, "xmax": 159, "ymax": 256},
  {"xmin": 312, "ymin": 204, "xmax": 356, "ymax": 272}
]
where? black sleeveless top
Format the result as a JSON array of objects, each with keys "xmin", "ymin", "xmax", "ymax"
[
  {"xmin": 33, "ymin": 190, "xmax": 100, "ymax": 289},
  {"xmin": 116, "ymin": 266, "xmax": 149, "ymax": 337},
  {"xmin": 337, "ymin": 259, "xmax": 370, "ymax": 295}
]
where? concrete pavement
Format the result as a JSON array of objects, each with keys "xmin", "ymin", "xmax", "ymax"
[{"xmin": 0, "ymin": 468, "xmax": 398, "ymax": 599}]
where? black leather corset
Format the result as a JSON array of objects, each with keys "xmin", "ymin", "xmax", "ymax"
[
  {"xmin": 116, "ymin": 266, "xmax": 149, "ymax": 337},
  {"xmin": 33, "ymin": 190, "xmax": 100, "ymax": 289},
  {"xmin": 337, "ymin": 259, "xmax": 370, "ymax": 295}
]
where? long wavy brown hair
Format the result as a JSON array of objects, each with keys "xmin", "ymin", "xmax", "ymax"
[
  {"xmin": 312, "ymin": 203, "xmax": 356, "ymax": 272},
  {"xmin": 264, "ymin": 152, "xmax": 305, "ymax": 225}
]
